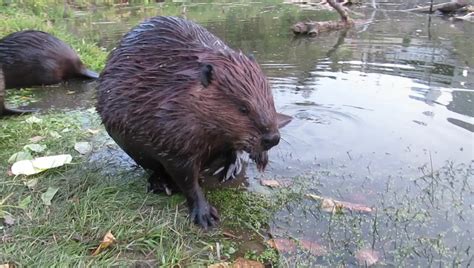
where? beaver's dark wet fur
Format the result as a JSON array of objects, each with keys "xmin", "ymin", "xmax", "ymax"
[
  {"xmin": 97, "ymin": 16, "xmax": 292, "ymax": 229},
  {"xmin": 0, "ymin": 30, "xmax": 98, "ymax": 89},
  {"xmin": 0, "ymin": 65, "xmax": 35, "ymax": 116}
]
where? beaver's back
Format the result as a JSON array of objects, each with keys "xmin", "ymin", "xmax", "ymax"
[{"xmin": 97, "ymin": 16, "xmax": 231, "ymax": 134}]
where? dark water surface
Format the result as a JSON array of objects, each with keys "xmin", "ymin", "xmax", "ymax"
[{"xmin": 16, "ymin": 1, "xmax": 474, "ymax": 266}]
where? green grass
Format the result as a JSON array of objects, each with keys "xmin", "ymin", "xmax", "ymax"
[
  {"xmin": 0, "ymin": 2, "xmax": 107, "ymax": 72},
  {"xmin": 0, "ymin": 111, "xmax": 287, "ymax": 266}
]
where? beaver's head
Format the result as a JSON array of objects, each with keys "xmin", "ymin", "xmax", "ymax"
[{"xmin": 193, "ymin": 51, "xmax": 291, "ymax": 170}]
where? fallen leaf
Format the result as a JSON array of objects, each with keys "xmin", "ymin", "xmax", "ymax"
[
  {"xmin": 92, "ymin": 230, "xmax": 116, "ymax": 256},
  {"xmin": 0, "ymin": 264, "xmax": 12, "ymax": 268},
  {"xmin": 260, "ymin": 179, "xmax": 281, "ymax": 188},
  {"xmin": 25, "ymin": 116, "xmax": 43, "ymax": 124},
  {"xmin": 49, "ymin": 131, "xmax": 62, "ymax": 139},
  {"xmin": 300, "ymin": 240, "xmax": 327, "ymax": 256},
  {"xmin": 2, "ymin": 215, "xmax": 15, "ymax": 226},
  {"xmin": 260, "ymin": 179, "xmax": 293, "ymax": 188},
  {"xmin": 29, "ymin": 136, "xmax": 45, "ymax": 143},
  {"xmin": 74, "ymin": 142, "xmax": 92, "ymax": 155},
  {"xmin": 305, "ymin": 194, "xmax": 373, "ymax": 213},
  {"xmin": 208, "ymin": 262, "xmax": 230, "ymax": 268},
  {"xmin": 320, "ymin": 198, "xmax": 340, "ymax": 213},
  {"xmin": 337, "ymin": 200, "xmax": 373, "ymax": 213},
  {"xmin": 41, "ymin": 187, "xmax": 59, "ymax": 206},
  {"xmin": 87, "ymin": 129, "xmax": 101, "ymax": 135},
  {"xmin": 11, "ymin": 154, "xmax": 72, "ymax": 176},
  {"xmin": 24, "ymin": 178, "xmax": 38, "ymax": 189},
  {"xmin": 8, "ymin": 151, "xmax": 33, "ymax": 164},
  {"xmin": 267, "ymin": 238, "xmax": 297, "ymax": 253},
  {"xmin": 23, "ymin": 144, "xmax": 47, "ymax": 153},
  {"xmin": 355, "ymin": 249, "xmax": 380, "ymax": 266},
  {"xmin": 19, "ymin": 195, "xmax": 32, "ymax": 209},
  {"xmin": 232, "ymin": 257, "xmax": 264, "ymax": 268}
]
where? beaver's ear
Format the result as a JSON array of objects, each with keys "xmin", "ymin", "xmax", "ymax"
[
  {"xmin": 200, "ymin": 63, "xmax": 213, "ymax": 88},
  {"xmin": 277, "ymin": 113, "xmax": 292, "ymax": 129}
]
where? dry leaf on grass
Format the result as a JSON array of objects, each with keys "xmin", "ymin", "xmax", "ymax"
[
  {"xmin": 260, "ymin": 179, "xmax": 293, "ymax": 188},
  {"xmin": 8, "ymin": 151, "xmax": 33, "ymax": 164},
  {"xmin": 87, "ymin": 129, "xmax": 101, "ymax": 135},
  {"xmin": 232, "ymin": 257, "xmax": 264, "ymax": 268},
  {"xmin": 23, "ymin": 144, "xmax": 47, "ymax": 153},
  {"xmin": 355, "ymin": 249, "xmax": 380, "ymax": 266},
  {"xmin": 305, "ymin": 193, "xmax": 373, "ymax": 213},
  {"xmin": 29, "ymin": 136, "xmax": 45, "ymax": 143},
  {"xmin": 25, "ymin": 116, "xmax": 43, "ymax": 124},
  {"xmin": 19, "ymin": 196, "xmax": 32, "ymax": 209},
  {"xmin": 49, "ymin": 131, "xmax": 62, "ymax": 139},
  {"xmin": 208, "ymin": 262, "xmax": 230, "ymax": 268},
  {"xmin": 267, "ymin": 238, "xmax": 297, "ymax": 253},
  {"xmin": 260, "ymin": 179, "xmax": 281, "ymax": 188},
  {"xmin": 41, "ymin": 187, "xmax": 59, "ymax": 206},
  {"xmin": 11, "ymin": 154, "xmax": 72, "ymax": 176},
  {"xmin": 24, "ymin": 178, "xmax": 38, "ymax": 189},
  {"xmin": 92, "ymin": 230, "xmax": 116, "ymax": 256},
  {"xmin": 300, "ymin": 240, "xmax": 327, "ymax": 256},
  {"xmin": 0, "ymin": 264, "xmax": 13, "ymax": 268}
]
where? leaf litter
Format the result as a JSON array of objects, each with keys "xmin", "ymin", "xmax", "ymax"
[
  {"xmin": 11, "ymin": 154, "xmax": 72, "ymax": 176},
  {"xmin": 41, "ymin": 187, "xmax": 59, "ymax": 206},
  {"xmin": 92, "ymin": 230, "xmax": 116, "ymax": 256},
  {"xmin": 305, "ymin": 193, "xmax": 373, "ymax": 213}
]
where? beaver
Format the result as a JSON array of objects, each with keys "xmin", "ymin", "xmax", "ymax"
[
  {"xmin": 0, "ymin": 30, "xmax": 98, "ymax": 89},
  {"xmin": 97, "ymin": 16, "xmax": 292, "ymax": 229}
]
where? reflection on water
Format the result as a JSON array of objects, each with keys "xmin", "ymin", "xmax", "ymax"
[{"xmin": 14, "ymin": 0, "xmax": 474, "ymax": 265}]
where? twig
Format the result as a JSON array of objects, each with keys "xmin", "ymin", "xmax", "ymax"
[{"xmin": 292, "ymin": 0, "xmax": 354, "ymax": 36}]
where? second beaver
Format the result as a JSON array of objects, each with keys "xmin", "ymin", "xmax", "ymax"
[
  {"xmin": 97, "ymin": 16, "xmax": 292, "ymax": 229},
  {"xmin": 0, "ymin": 30, "xmax": 98, "ymax": 89}
]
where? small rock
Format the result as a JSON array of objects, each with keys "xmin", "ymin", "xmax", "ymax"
[{"xmin": 74, "ymin": 142, "xmax": 92, "ymax": 155}]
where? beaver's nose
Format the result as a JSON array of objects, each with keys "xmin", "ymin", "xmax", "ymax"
[{"xmin": 261, "ymin": 132, "xmax": 280, "ymax": 150}]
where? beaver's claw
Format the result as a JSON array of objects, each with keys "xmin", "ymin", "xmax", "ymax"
[{"xmin": 190, "ymin": 202, "xmax": 220, "ymax": 230}]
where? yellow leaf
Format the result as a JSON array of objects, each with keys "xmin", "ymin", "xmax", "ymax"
[
  {"xmin": 232, "ymin": 258, "xmax": 264, "ymax": 268},
  {"xmin": 260, "ymin": 179, "xmax": 281, "ymax": 188},
  {"xmin": 92, "ymin": 230, "xmax": 116, "ymax": 256},
  {"xmin": 305, "ymin": 193, "xmax": 373, "ymax": 213},
  {"xmin": 208, "ymin": 262, "xmax": 231, "ymax": 268}
]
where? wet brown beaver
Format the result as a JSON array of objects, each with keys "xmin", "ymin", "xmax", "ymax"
[
  {"xmin": 0, "ymin": 30, "xmax": 98, "ymax": 89},
  {"xmin": 97, "ymin": 16, "xmax": 292, "ymax": 229}
]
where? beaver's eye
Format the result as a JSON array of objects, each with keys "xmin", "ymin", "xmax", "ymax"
[{"xmin": 239, "ymin": 106, "xmax": 249, "ymax": 115}]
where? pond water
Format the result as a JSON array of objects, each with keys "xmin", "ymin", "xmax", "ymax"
[{"xmin": 12, "ymin": 1, "xmax": 473, "ymax": 266}]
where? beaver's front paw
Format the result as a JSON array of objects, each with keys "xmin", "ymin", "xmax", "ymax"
[{"xmin": 190, "ymin": 201, "xmax": 220, "ymax": 230}]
